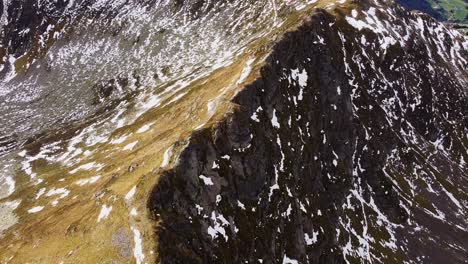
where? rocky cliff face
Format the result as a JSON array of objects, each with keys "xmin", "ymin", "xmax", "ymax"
[
  {"xmin": 0, "ymin": 0, "xmax": 466, "ymax": 263},
  {"xmin": 150, "ymin": 1, "xmax": 467, "ymax": 263}
]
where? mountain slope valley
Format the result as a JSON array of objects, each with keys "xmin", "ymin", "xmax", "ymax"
[{"xmin": 0, "ymin": 0, "xmax": 467, "ymax": 263}]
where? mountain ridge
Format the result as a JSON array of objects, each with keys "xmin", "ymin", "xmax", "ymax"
[
  {"xmin": 0, "ymin": 0, "xmax": 466, "ymax": 263},
  {"xmin": 150, "ymin": 1, "xmax": 467, "ymax": 262}
]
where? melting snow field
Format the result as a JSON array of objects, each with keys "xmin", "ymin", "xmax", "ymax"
[
  {"xmin": 0, "ymin": 200, "xmax": 20, "ymax": 233},
  {"xmin": 131, "ymin": 227, "xmax": 145, "ymax": 264}
]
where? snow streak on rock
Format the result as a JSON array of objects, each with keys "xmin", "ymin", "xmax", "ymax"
[{"xmin": 150, "ymin": 0, "xmax": 467, "ymax": 263}]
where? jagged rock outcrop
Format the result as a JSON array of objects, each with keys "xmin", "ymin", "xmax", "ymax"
[
  {"xmin": 0, "ymin": 0, "xmax": 466, "ymax": 263},
  {"xmin": 150, "ymin": 1, "xmax": 467, "ymax": 263}
]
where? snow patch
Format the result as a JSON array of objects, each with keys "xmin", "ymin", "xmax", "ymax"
[
  {"xmin": 271, "ymin": 109, "xmax": 280, "ymax": 128},
  {"xmin": 282, "ymin": 255, "xmax": 298, "ymax": 264},
  {"xmin": 28, "ymin": 206, "xmax": 44, "ymax": 213},
  {"xmin": 160, "ymin": 146, "xmax": 172, "ymax": 167},
  {"xmin": 137, "ymin": 122, "xmax": 154, "ymax": 133},
  {"xmin": 305, "ymin": 230, "xmax": 319, "ymax": 245},
  {"xmin": 131, "ymin": 226, "xmax": 145, "ymax": 264},
  {"xmin": 46, "ymin": 188, "xmax": 70, "ymax": 199},
  {"xmin": 125, "ymin": 186, "xmax": 137, "ymax": 201},
  {"xmin": 69, "ymin": 162, "xmax": 103, "ymax": 174},
  {"xmin": 110, "ymin": 135, "xmax": 129, "ymax": 144},
  {"xmin": 97, "ymin": 205, "xmax": 112, "ymax": 222},
  {"xmin": 75, "ymin": 176, "xmax": 101, "ymax": 186},
  {"xmin": 236, "ymin": 58, "xmax": 255, "ymax": 85},
  {"xmin": 199, "ymin": 175, "xmax": 214, "ymax": 186},
  {"xmin": 123, "ymin": 141, "xmax": 138, "ymax": 151}
]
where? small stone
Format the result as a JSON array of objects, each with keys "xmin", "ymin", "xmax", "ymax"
[{"xmin": 128, "ymin": 163, "xmax": 138, "ymax": 172}]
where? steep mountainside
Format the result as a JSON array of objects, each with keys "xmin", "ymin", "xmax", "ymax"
[
  {"xmin": 151, "ymin": 1, "xmax": 468, "ymax": 263},
  {"xmin": 0, "ymin": 0, "xmax": 467, "ymax": 263}
]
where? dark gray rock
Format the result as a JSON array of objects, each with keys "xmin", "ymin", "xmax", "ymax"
[{"xmin": 149, "ymin": 2, "xmax": 467, "ymax": 263}]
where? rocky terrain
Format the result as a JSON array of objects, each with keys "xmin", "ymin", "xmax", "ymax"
[{"xmin": 0, "ymin": 0, "xmax": 467, "ymax": 263}]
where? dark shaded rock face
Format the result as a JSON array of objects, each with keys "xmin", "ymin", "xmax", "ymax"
[
  {"xmin": 149, "ymin": 1, "xmax": 467, "ymax": 263},
  {"xmin": 1, "ymin": 0, "xmax": 73, "ymax": 58},
  {"xmin": 150, "ymin": 11, "xmax": 362, "ymax": 263}
]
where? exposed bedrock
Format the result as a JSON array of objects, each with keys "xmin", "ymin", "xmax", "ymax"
[{"xmin": 149, "ymin": 3, "xmax": 467, "ymax": 264}]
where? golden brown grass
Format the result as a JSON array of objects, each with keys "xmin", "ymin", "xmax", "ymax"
[{"xmin": 0, "ymin": 1, "xmax": 355, "ymax": 263}]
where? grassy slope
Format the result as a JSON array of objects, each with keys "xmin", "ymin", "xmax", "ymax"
[
  {"xmin": 429, "ymin": 0, "xmax": 467, "ymax": 22},
  {"xmin": 0, "ymin": 1, "xmax": 343, "ymax": 262},
  {"xmin": 0, "ymin": 53, "xmax": 261, "ymax": 263}
]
